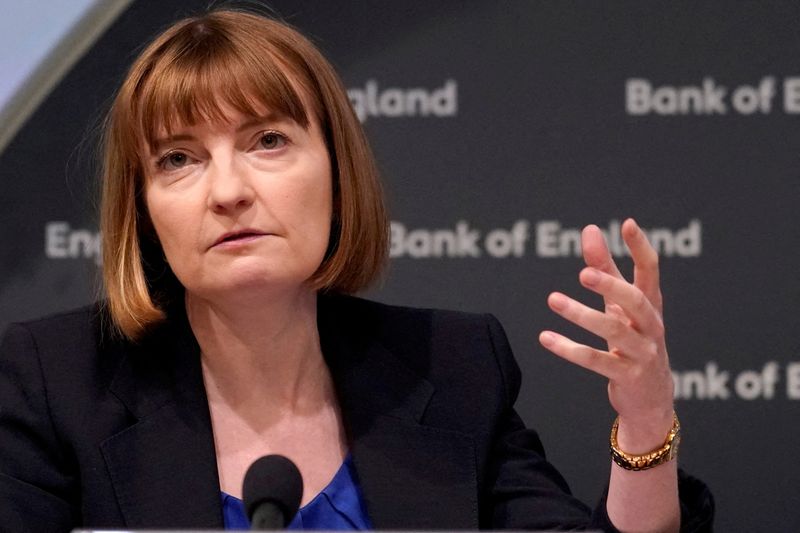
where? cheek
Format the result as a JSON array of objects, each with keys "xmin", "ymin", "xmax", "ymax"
[
  {"xmin": 283, "ymin": 155, "xmax": 332, "ymax": 220},
  {"xmin": 281, "ymin": 165, "xmax": 333, "ymax": 267},
  {"xmin": 145, "ymin": 189, "xmax": 192, "ymax": 261},
  {"xmin": 315, "ymin": 155, "xmax": 334, "ymax": 214},
  {"xmin": 306, "ymin": 164, "xmax": 334, "ymax": 240}
]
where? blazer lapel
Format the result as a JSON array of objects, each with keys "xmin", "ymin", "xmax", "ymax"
[
  {"xmin": 347, "ymin": 410, "xmax": 479, "ymax": 529},
  {"xmin": 320, "ymin": 297, "xmax": 479, "ymax": 529},
  {"xmin": 102, "ymin": 310, "xmax": 222, "ymax": 529},
  {"xmin": 99, "ymin": 295, "xmax": 479, "ymax": 529}
]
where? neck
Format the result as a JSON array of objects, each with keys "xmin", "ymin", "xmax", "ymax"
[{"xmin": 186, "ymin": 286, "xmax": 327, "ymax": 409}]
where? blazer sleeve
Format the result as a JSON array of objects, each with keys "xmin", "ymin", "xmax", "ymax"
[
  {"xmin": 0, "ymin": 323, "xmax": 78, "ymax": 531},
  {"xmin": 482, "ymin": 314, "xmax": 714, "ymax": 532}
]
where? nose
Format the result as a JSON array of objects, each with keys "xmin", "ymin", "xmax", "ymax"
[{"xmin": 206, "ymin": 156, "xmax": 255, "ymax": 214}]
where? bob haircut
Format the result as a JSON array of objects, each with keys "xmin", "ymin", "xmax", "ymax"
[{"xmin": 101, "ymin": 9, "xmax": 388, "ymax": 340}]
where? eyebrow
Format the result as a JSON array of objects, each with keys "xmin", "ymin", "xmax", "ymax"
[
  {"xmin": 151, "ymin": 112, "xmax": 291, "ymax": 153},
  {"xmin": 151, "ymin": 134, "xmax": 195, "ymax": 153},
  {"xmin": 236, "ymin": 112, "xmax": 289, "ymax": 132}
]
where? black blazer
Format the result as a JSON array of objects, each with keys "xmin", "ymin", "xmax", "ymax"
[{"xmin": 0, "ymin": 294, "xmax": 712, "ymax": 531}]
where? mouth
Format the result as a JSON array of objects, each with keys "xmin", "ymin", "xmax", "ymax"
[{"xmin": 211, "ymin": 230, "xmax": 268, "ymax": 248}]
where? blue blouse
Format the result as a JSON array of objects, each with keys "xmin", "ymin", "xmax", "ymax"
[{"xmin": 220, "ymin": 454, "xmax": 372, "ymax": 530}]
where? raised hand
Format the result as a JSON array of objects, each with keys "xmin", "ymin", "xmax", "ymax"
[{"xmin": 538, "ymin": 218, "xmax": 674, "ymax": 451}]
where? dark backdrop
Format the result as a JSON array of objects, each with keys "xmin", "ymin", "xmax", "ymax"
[{"xmin": 1, "ymin": 2, "xmax": 798, "ymax": 530}]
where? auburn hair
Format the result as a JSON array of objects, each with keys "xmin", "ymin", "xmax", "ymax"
[{"xmin": 101, "ymin": 9, "xmax": 388, "ymax": 340}]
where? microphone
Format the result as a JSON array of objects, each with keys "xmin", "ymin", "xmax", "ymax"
[{"xmin": 243, "ymin": 455, "xmax": 303, "ymax": 530}]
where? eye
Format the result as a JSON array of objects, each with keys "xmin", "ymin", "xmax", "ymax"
[
  {"xmin": 257, "ymin": 131, "xmax": 288, "ymax": 151},
  {"xmin": 157, "ymin": 150, "xmax": 194, "ymax": 171}
]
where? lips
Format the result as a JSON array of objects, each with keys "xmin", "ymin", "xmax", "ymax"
[{"xmin": 211, "ymin": 229, "xmax": 268, "ymax": 248}]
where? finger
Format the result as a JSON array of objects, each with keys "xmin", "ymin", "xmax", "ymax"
[
  {"xmin": 579, "ymin": 268, "xmax": 665, "ymax": 339},
  {"xmin": 581, "ymin": 224, "xmax": 624, "ymax": 280},
  {"xmin": 547, "ymin": 292, "xmax": 652, "ymax": 356},
  {"xmin": 539, "ymin": 330, "xmax": 623, "ymax": 380},
  {"xmin": 621, "ymin": 218, "xmax": 663, "ymax": 312}
]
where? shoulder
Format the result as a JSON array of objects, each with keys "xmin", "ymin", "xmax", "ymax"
[
  {"xmin": 0, "ymin": 303, "xmax": 127, "ymax": 399},
  {"xmin": 1, "ymin": 303, "xmax": 114, "ymax": 363},
  {"xmin": 319, "ymin": 293, "xmax": 521, "ymax": 403},
  {"xmin": 320, "ymin": 292, "xmax": 502, "ymax": 336},
  {"xmin": 2, "ymin": 304, "xmax": 104, "ymax": 346}
]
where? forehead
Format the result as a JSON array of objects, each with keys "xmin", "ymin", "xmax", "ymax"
[
  {"xmin": 134, "ymin": 42, "xmax": 317, "ymax": 152},
  {"xmin": 143, "ymin": 94, "xmax": 317, "ymax": 160},
  {"xmin": 153, "ymin": 101, "xmax": 293, "ymax": 136}
]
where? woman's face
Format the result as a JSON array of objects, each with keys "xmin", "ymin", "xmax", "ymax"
[{"xmin": 143, "ymin": 100, "xmax": 332, "ymax": 300}]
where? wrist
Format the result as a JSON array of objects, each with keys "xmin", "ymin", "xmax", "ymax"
[
  {"xmin": 615, "ymin": 410, "xmax": 675, "ymax": 453},
  {"xmin": 610, "ymin": 411, "xmax": 680, "ymax": 471}
]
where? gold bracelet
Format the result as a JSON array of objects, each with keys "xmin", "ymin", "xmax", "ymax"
[{"xmin": 609, "ymin": 412, "xmax": 681, "ymax": 471}]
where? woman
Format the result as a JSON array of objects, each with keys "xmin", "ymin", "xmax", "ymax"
[{"xmin": 0, "ymin": 8, "xmax": 712, "ymax": 532}]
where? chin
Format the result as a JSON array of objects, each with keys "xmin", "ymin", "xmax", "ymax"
[
  {"xmin": 179, "ymin": 255, "xmax": 324, "ymax": 300},
  {"xmin": 207, "ymin": 268, "xmax": 317, "ymax": 297}
]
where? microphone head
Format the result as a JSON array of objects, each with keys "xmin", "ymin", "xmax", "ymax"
[{"xmin": 243, "ymin": 455, "xmax": 303, "ymax": 527}]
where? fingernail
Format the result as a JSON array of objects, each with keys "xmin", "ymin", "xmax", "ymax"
[
  {"xmin": 549, "ymin": 293, "xmax": 567, "ymax": 311},
  {"xmin": 540, "ymin": 331, "xmax": 555, "ymax": 346},
  {"xmin": 583, "ymin": 268, "xmax": 600, "ymax": 285},
  {"xmin": 625, "ymin": 218, "xmax": 641, "ymax": 235}
]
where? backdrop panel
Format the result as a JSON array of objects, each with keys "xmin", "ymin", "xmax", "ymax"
[{"xmin": 1, "ymin": 2, "xmax": 798, "ymax": 530}]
